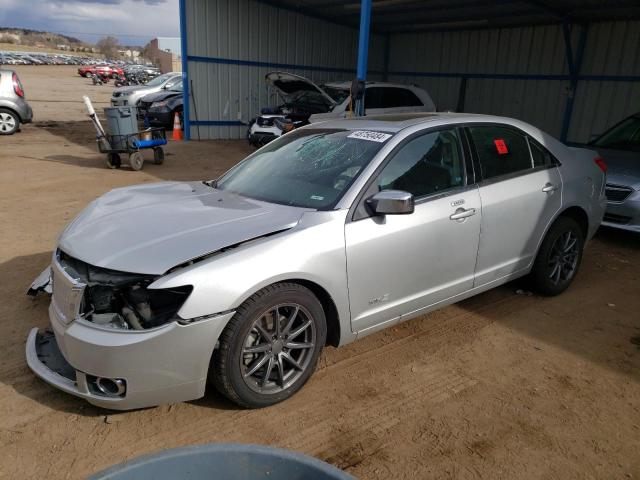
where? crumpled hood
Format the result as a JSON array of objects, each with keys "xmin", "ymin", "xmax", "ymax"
[{"xmin": 58, "ymin": 182, "xmax": 310, "ymax": 275}]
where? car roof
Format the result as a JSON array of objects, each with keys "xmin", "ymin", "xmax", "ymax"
[{"xmin": 304, "ymin": 112, "xmax": 533, "ymax": 133}]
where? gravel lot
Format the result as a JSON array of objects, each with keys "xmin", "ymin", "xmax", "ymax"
[{"xmin": 1, "ymin": 66, "xmax": 639, "ymax": 479}]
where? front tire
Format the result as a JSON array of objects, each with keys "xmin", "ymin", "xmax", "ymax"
[
  {"xmin": 530, "ymin": 216, "xmax": 584, "ymax": 296},
  {"xmin": 211, "ymin": 283, "xmax": 326, "ymax": 408}
]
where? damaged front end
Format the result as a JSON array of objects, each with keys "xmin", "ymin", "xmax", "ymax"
[{"xmin": 33, "ymin": 251, "xmax": 192, "ymax": 331}]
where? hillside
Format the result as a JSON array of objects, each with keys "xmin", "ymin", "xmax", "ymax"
[{"xmin": 0, "ymin": 27, "xmax": 93, "ymax": 53}]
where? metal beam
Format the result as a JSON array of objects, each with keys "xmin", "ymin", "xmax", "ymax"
[
  {"xmin": 560, "ymin": 22, "xmax": 588, "ymax": 143},
  {"xmin": 179, "ymin": 0, "xmax": 190, "ymax": 141},
  {"xmin": 355, "ymin": 0, "xmax": 372, "ymax": 116}
]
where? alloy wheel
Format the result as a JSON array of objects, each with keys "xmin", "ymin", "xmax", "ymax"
[
  {"xmin": 0, "ymin": 112, "xmax": 17, "ymax": 133},
  {"xmin": 548, "ymin": 230, "xmax": 579, "ymax": 285},
  {"xmin": 240, "ymin": 304, "xmax": 316, "ymax": 394}
]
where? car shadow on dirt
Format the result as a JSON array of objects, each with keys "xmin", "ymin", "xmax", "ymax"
[
  {"xmin": 35, "ymin": 120, "xmax": 98, "ymax": 148},
  {"xmin": 456, "ymin": 227, "xmax": 640, "ymax": 384}
]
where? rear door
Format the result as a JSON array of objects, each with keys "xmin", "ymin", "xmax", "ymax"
[{"xmin": 467, "ymin": 124, "xmax": 562, "ymax": 286}]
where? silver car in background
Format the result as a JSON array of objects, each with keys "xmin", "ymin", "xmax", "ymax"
[
  {"xmin": 26, "ymin": 113, "xmax": 606, "ymax": 410},
  {"xmin": 111, "ymin": 72, "xmax": 181, "ymax": 108},
  {"xmin": 589, "ymin": 113, "xmax": 640, "ymax": 232},
  {"xmin": 0, "ymin": 69, "xmax": 33, "ymax": 135}
]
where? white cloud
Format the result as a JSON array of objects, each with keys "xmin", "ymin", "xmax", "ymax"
[{"xmin": 0, "ymin": 0, "xmax": 179, "ymax": 45}]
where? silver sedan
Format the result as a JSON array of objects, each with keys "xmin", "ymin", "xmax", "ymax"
[{"xmin": 26, "ymin": 113, "xmax": 606, "ymax": 409}]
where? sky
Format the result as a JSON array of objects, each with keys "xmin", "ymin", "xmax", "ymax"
[{"xmin": 0, "ymin": 0, "xmax": 179, "ymax": 46}]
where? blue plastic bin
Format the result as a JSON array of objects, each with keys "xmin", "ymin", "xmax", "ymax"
[{"xmin": 89, "ymin": 443, "xmax": 355, "ymax": 480}]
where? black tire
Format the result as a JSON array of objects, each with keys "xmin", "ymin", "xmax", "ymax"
[
  {"xmin": 152, "ymin": 147, "xmax": 164, "ymax": 165},
  {"xmin": 0, "ymin": 108, "xmax": 20, "ymax": 135},
  {"xmin": 106, "ymin": 153, "xmax": 121, "ymax": 169},
  {"xmin": 211, "ymin": 282, "xmax": 327, "ymax": 408},
  {"xmin": 529, "ymin": 216, "xmax": 584, "ymax": 296}
]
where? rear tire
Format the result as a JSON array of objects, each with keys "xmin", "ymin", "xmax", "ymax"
[
  {"xmin": 210, "ymin": 283, "xmax": 326, "ymax": 408},
  {"xmin": 0, "ymin": 108, "xmax": 20, "ymax": 135},
  {"xmin": 529, "ymin": 216, "xmax": 584, "ymax": 296}
]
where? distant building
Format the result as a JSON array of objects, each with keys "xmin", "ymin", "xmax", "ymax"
[{"xmin": 145, "ymin": 37, "xmax": 181, "ymax": 73}]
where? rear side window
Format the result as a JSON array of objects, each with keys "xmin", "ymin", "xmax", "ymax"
[
  {"xmin": 468, "ymin": 126, "xmax": 533, "ymax": 180},
  {"xmin": 365, "ymin": 88, "xmax": 385, "ymax": 109},
  {"xmin": 528, "ymin": 138, "xmax": 555, "ymax": 167},
  {"xmin": 384, "ymin": 88, "xmax": 423, "ymax": 107}
]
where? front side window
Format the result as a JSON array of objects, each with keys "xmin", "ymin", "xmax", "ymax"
[
  {"xmin": 217, "ymin": 129, "xmax": 391, "ymax": 209},
  {"xmin": 592, "ymin": 115, "xmax": 640, "ymax": 152},
  {"xmin": 377, "ymin": 128, "xmax": 465, "ymax": 199},
  {"xmin": 469, "ymin": 126, "xmax": 532, "ymax": 180}
]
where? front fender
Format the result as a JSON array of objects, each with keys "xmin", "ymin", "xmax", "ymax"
[{"xmin": 150, "ymin": 210, "xmax": 352, "ymax": 338}]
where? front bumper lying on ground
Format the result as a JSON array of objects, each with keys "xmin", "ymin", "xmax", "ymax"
[{"xmin": 26, "ymin": 305, "xmax": 235, "ymax": 410}]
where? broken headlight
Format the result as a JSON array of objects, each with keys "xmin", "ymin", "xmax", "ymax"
[{"xmin": 59, "ymin": 251, "xmax": 192, "ymax": 330}]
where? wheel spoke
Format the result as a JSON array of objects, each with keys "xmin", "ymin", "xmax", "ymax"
[
  {"xmin": 549, "ymin": 262, "xmax": 560, "ymax": 281},
  {"xmin": 261, "ymin": 356, "xmax": 275, "ymax": 387},
  {"xmin": 285, "ymin": 341, "xmax": 313, "ymax": 350},
  {"xmin": 288, "ymin": 319, "xmax": 311, "ymax": 340},
  {"xmin": 281, "ymin": 352, "xmax": 303, "ymax": 371},
  {"xmin": 282, "ymin": 306, "xmax": 299, "ymax": 335},
  {"xmin": 276, "ymin": 355, "xmax": 285, "ymax": 388},
  {"xmin": 275, "ymin": 307, "xmax": 282, "ymax": 337},
  {"xmin": 244, "ymin": 353, "xmax": 270, "ymax": 377},
  {"xmin": 243, "ymin": 343, "xmax": 271, "ymax": 354},
  {"xmin": 564, "ymin": 237, "xmax": 577, "ymax": 253},
  {"xmin": 254, "ymin": 319, "xmax": 272, "ymax": 341}
]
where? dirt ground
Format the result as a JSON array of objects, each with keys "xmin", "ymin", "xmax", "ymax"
[{"xmin": 1, "ymin": 66, "xmax": 639, "ymax": 479}]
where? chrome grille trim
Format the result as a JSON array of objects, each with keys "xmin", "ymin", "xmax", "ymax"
[{"xmin": 51, "ymin": 258, "xmax": 86, "ymax": 325}]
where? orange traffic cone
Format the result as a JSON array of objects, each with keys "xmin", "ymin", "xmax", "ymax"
[{"xmin": 172, "ymin": 112, "xmax": 183, "ymax": 141}]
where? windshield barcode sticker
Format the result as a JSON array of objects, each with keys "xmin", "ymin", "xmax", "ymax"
[{"xmin": 348, "ymin": 131, "xmax": 392, "ymax": 142}]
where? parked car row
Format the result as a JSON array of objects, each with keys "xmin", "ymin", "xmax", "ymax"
[{"xmin": 0, "ymin": 51, "xmax": 97, "ymax": 66}]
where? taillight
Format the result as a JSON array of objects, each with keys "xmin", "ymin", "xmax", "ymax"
[
  {"xmin": 12, "ymin": 72, "xmax": 24, "ymax": 98},
  {"xmin": 594, "ymin": 156, "xmax": 607, "ymax": 174}
]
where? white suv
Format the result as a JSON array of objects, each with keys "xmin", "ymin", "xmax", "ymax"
[{"xmin": 247, "ymin": 72, "xmax": 436, "ymax": 146}]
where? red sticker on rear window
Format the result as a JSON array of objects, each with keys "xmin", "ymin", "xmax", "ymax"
[{"xmin": 494, "ymin": 139, "xmax": 508, "ymax": 155}]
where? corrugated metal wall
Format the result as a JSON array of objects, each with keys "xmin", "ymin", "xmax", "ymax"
[
  {"xmin": 568, "ymin": 20, "xmax": 640, "ymax": 142},
  {"xmin": 184, "ymin": 0, "xmax": 385, "ymax": 139},
  {"xmin": 184, "ymin": 0, "xmax": 639, "ymax": 143},
  {"xmin": 387, "ymin": 21, "xmax": 640, "ymax": 143}
]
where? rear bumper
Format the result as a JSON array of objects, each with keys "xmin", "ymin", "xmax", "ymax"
[
  {"xmin": 602, "ymin": 190, "xmax": 640, "ymax": 233},
  {"xmin": 26, "ymin": 302, "xmax": 235, "ymax": 410}
]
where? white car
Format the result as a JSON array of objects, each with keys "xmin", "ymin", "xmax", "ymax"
[{"xmin": 248, "ymin": 72, "xmax": 436, "ymax": 146}]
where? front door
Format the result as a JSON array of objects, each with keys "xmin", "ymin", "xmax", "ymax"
[{"xmin": 345, "ymin": 127, "xmax": 482, "ymax": 333}]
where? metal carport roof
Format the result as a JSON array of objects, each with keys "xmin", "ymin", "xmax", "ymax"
[{"xmin": 258, "ymin": 0, "xmax": 640, "ymax": 33}]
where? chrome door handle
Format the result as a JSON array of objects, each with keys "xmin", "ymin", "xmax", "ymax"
[
  {"xmin": 450, "ymin": 207, "xmax": 477, "ymax": 221},
  {"xmin": 542, "ymin": 183, "xmax": 557, "ymax": 193}
]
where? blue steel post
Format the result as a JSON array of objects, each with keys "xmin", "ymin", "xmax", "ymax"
[
  {"xmin": 179, "ymin": 0, "xmax": 190, "ymax": 140},
  {"xmin": 560, "ymin": 22, "xmax": 588, "ymax": 144},
  {"xmin": 355, "ymin": 0, "xmax": 372, "ymax": 117}
]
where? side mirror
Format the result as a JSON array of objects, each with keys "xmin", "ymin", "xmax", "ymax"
[{"xmin": 367, "ymin": 190, "xmax": 414, "ymax": 215}]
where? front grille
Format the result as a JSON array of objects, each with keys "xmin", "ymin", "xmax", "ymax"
[
  {"xmin": 51, "ymin": 259, "xmax": 86, "ymax": 325},
  {"xmin": 605, "ymin": 184, "xmax": 633, "ymax": 203},
  {"xmin": 603, "ymin": 213, "xmax": 632, "ymax": 225}
]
